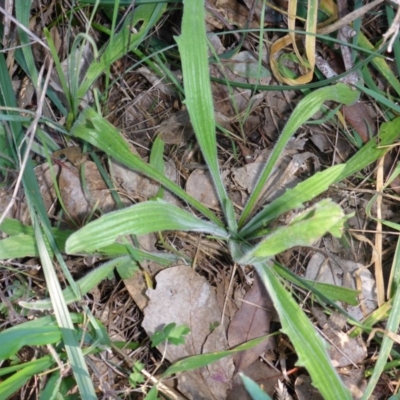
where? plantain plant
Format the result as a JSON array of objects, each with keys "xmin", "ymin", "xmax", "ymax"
[
  {"xmin": 1, "ymin": 0, "xmax": 400, "ymax": 398},
  {"xmin": 60, "ymin": 0, "xmax": 399, "ymax": 398}
]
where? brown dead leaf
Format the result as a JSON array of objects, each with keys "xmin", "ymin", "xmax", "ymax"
[
  {"xmin": 35, "ymin": 161, "xmax": 116, "ymax": 224},
  {"xmin": 206, "ymin": 0, "xmax": 255, "ymax": 29},
  {"xmin": 342, "ymin": 102, "xmax": 376, "ymax": 143},
  {"xmin": 228, "ymin": 275, "xmax": 276, "ymax": 373},
  {"xmin": 111, "ymin": 156, "xmax": 178, "ymax": 201},
  {"xmin": 313, "ymin": 311, "xmax": 367, "ymax": 368},
  {"xmin": 156, "ymin": 110, "xmax": 193, "ymax": 144},
  {"xmin": 58, "ymin": 161, "xmax": 115, "ymax": 221},
  {"xmin": 306, "ymin": 252, "xmax": 377, "ymax": 321},
  {"xmin": 339, "ymin": 368, "xmax": 367, "ymax": 400},
  {"xmin": 142, "ymin": 266, "xmax": 234, "ymax": 400},
  {"xmin": 35, "ymin": 162, "xmax": 60, "ymax": 218},
  {"xmin": 186, "ymin": 169, "xmax": 220, "ymax": 209}
]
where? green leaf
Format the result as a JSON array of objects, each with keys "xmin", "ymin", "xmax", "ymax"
[
  {"xmin": 162, "ymin": 335, "xmax": 269, "ymax": 377},
  {"xmin": 19, "ymin": 258, "xmax": 127, "ymax": 310},
  {"xmin": 273, "ymin": 263, "xmax": 360, "ymax": 306},
  {"xmin": 144, "ymin": 386, "xmax": 159, "ymax": 400},
  {"xmin": 129, "ymin": 361, "xmax": 145, "ymax": 388},
  {"xmin": 238, "ymin": 199, "xmax": 347, "ymax": 264},
  {"xmin": 0, "ymin": 218, "xmax": 177, "ymax": 263},
  {"xmin": 150, "ymin": 323, "xmax": 190, "ymax": 347},
  {"xmin": 362, "ymin": 238, "xmax": 400, "ymax": 399},
  {"xmin": 0, "ymin": 314, "xmax": 82, "ymax": 360},
  {"xmin": 241, "ymin": 117, "xmax": 400, "ymax": 238},
  {"xmin": 78, "ymin": 3, "xmax": 167, "ymax": 99},
  {"xmin": 238, "ymin": 83, "xmax": 359, "ymax": 227},
  {"xmin": 337, "ymin": 117, "xmax": 400, "ymax": 180},
  {"xmin": 66, "ymin": 200, "xmax": 228, "ymax": 254},
  {"xmin": 256, "ymin": 264, "xmax": 351, "ymax": 399},
  {"xmin": 39, "ymin": 370, "xmax": 62, "ymax": 400},
  {"xmin": 0, "ymin": 356, "xmax": 55, "ymax": 399},
  {"xmin": 175, "ymin": 0, "xmax": 236, "ymax": 231},
  {"xmin": 0, "ymin": 234, "xmax": 37, "ymax": 259},
  {"xmin": 240, "ymin": 164, "xmax": 346, "ymax": 238},
  {"xmin": 70, "ymin": 107, "xmax": 222, "ymax": 227},
  {"xmin": 33, "ymin": 220, "xmax": 96, "ymax": 399},
  {"xmin": 116, "ymin": 258, "xmax": 139, "ymax": 280}
]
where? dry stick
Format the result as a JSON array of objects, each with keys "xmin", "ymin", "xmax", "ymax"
[
  {"xmin": 0, "ymin": 58, "xmax": 53, "ymax": 226},
  {"xmin": 318, "ymin": 0, "xmax": 385, "ymax": 35}
]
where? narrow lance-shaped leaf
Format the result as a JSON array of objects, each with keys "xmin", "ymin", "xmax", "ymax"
[
  {"xmin": 175, "ymin": 0, "xmax": 237, "ymax": 231},
  {"xmin": 238, "ymin": 199, "xmax": 347, "ymax": 265},
  {"xmin": 256, "ymin": 263, "xmax": 352, "ymax": 400},
  {"xmin": 241, "ymin": 117, "xmax": 400, "ymax": 238},
  {"xmin": 70, "ymin": 107, "xmax": 223, "ymax": 227},
  {"xmin": 239, "ymin": 164, "xmax": 346, "ymax": 238},
  {"xmin": 238, "ymin": 83, "xmax": 359, "ymax": 227},
  {"xmin": 66, "ymin": 200, "xmax": 228, "ymax": 254}
]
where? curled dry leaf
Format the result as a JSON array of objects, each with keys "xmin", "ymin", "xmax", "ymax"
[{"xmin": 142, "ymin": 266, "xmax": 234, "ymax": 400}]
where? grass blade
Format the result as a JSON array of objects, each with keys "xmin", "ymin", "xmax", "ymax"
[
  {"xmin": 19, "ymin": 257, "xmax": 127, "ymax": 310},
  {"xmin": 78, "ymin": 3, "xmax": 167, "ymax": 99},
  {"xmin": 0, "ymin": 357, "xmax": 54, "ymax": 399},
  {"xmin": 33, "ymin": 217, "xmax": 97, "ymax": 399}
]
